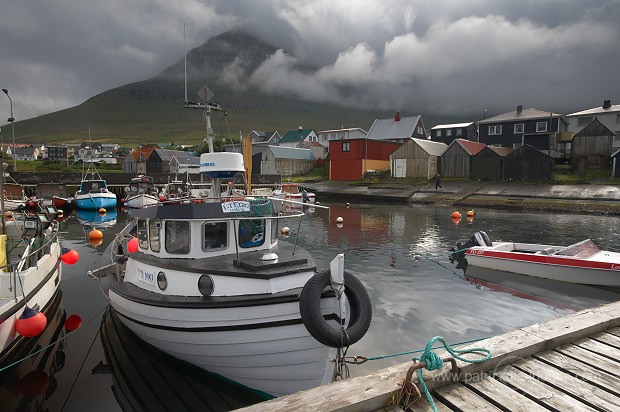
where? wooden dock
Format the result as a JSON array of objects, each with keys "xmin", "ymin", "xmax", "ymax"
[{"xmin": 236, "ymin": 300, "xmax": 620, "ymax": 411}]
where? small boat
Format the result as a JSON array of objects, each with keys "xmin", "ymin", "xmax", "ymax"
[
  {"xmin": 159, "ymin": 175, "xmax": 192, "ymax": 204},
  {"xmin": 458, "ymin": 231, "xmax": 620, "ymax": 286},
  {"xmin": 74, "ymin": 163, "xmax": 117, "ymax": 210},
  {"xmin": 0, "ymin": 201, "xmax": 64, "ymax": 359},
  {"xmin": 3, "ymin": 183, "xmax": 27, "ymax": 211},
  {"xmin": 90, "ymin": 93, "xmax": 372, "ymax": 397},
  {"xmin": 123, "ymin": 175, "xmax": 159, "ymax": 208},
  {"xmin": 36, "ymin": 183, "xmax": 74, "ymax": 209},
  {"xmin": 272, "ymin": 183, "xmax": 316, "ymax": 204}
]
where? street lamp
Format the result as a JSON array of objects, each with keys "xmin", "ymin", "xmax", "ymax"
[{"xmin": 2, "ymin": 88, "xmax": 16, "ymax": 172}]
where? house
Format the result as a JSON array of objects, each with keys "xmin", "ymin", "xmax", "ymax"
[
  {"xmin": 146, "ymin": 149, "xmax": 199, "ymax": 174},
  {"xmin": 297, "ymin": 140, "xmax": 328, "ymax": 160},
  {"xmin": 14, "ymin": 146, "xmax": 38, "ymax": 161},
  {"xmin": 46, "ymin": 145, "xmax": 69, "ymax": 161},
  {"xmin": 502, "ymin": 145, "xmax": 554, "ymax": 181},
  {"xmin": 431, "ymin": 122, "xmax": 478, "ymax": 144},
  {"xmin": 249, "ymin": 130, "xmax": 280, "ymax": 146},
  {"xmin": 316, "ymin": 128, "xmax": 367, "ymax": 147},
  {"xmin": 440, "ymin": 139, "xmax": 486, "ymax": 178},
  {"xmin": 122, "ymin": 144, "xmax": 160, "ymax": 174},
  {"xmin": 390, "ymin": 138, "xmax": 447, "ymax": 179},
  {"xmin": 570, "ymin": 118, "xmax": 615, "ymax": 171},
  {"xmin": 366, "ymin": 112, "xmax": 427, "ymax": 143},
  {"xmin": 279, "ymin": 127, "xmax": 318, "ymax": 148},
  {"xmin": 567, "ymin": 100, "xmax": 620, "ymax": 152},
  {"xmin": 477, "ymin": 105, "xmax": 568, "ymax": 150},
  {"xmin": 261, "ymin": 146, "xmax": 316, "ymax": 176},
  {"xmin": 471, "ymin": 146, "xmax": 513, "ymax": 181},
  {"xmin": 329, "ymin": 138, "xmax": 401, "ymax": 180}
]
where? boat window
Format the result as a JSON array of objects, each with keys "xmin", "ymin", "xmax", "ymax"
[
  {"xmin": 239, "ymin": 219, "xmax": 265, "ymax": 248},
  {"xmin": 137, "ymin": 219, "xmax": 148, "ymax": 249},
  {"xmin": 203, "ymin": 222, "xmax": 228, "ymax": 250},
  {"xmin": 555, "ymin": 239, "xmax": 600, "ymax": 258},
  {"xmin": 165, "ymin": 221, "xmax": 190, "ymax": 254},
  {"xmin": 149, "ymin": 220, "xmax": 161, "ymax": 252}
]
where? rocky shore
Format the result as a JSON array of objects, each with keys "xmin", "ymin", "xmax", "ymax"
[{"xmin": 302, "ymin": 180, "xmax": 620, "ymax": 216}]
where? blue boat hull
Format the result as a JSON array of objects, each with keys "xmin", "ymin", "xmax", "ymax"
[{"xmin": 75, "ymin": 194, "xmax": 117, "ymax": 210}]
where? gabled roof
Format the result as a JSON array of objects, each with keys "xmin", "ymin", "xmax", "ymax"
[
  {"xmin": 612, "ymin": 148, "xmax": 620, "ymax": 158},
  {"xmin": 152, "ymin": 149, "xmax": 199, "ymax": 162},
  {"xmin": 279, "ymin": 129, "xmax": 314, "ymax": 144},
  {"xmin": 431, "ymin": 122, "xmax": 474, "ymax": 130},
  {"xmin": 367, "ymin": 115, "xmax": 422, "ymax": 140},
  {"xmin": 478, "ymin": 107, "xmax": 563, "ymax": 124},
  {"xmin": 299, "ymin": 141, "xmax": 324, "ymax": 148},
  {"xmin": 568, "ymin": 103, "xmax": 620, "ymax": 117},
  {"xmin": 268, "ymin": 145, "xmax": 315, "ymax": 160},
  {"xmin": 453, "ymin": 138, "xmax": 486, "ymax": 156},
  {"xmin": 488, "ymin": 146, "xmax": 514, "ymax": 156},
  {"xmin": 318, "ymin": 127, "xmax": 367, "ymax": 134},
  {"xmin": 250, "ymin": 130, "xmax": 280, "ymax": 143},
  {"xmin": 411, "ymin": 138, "xmax": 447, "ymax": 156},
  {"xmin": 574, "ymin": 118, "xmax": 615, "ymax": 138}
]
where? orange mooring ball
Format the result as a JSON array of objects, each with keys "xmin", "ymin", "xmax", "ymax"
[
  {"xmin": 127, "ymin": 237, "xmax": 139, "ymax": 253},
  {"xmin": 61, "ymin": 248, "xmax": 79, "ymax": 265},
  {"xmin": 451, "ymin": 211, "xmax": 461, "ymax": 219},
  {"xmin": 98, "ymin": 208, "xmax": 106, "ymax": 215},
  {"xmin": 64, "ymin": 314, "xmax": 83, "ymax": 332},
  {"xmin": 15, "ymin": 306, "xmax": 47, "ymax": 337},
  {"xmin": 89, "ymin": 229, "xmax": 103, "ymax": 240},
  {"xmin": 467, "ymin": 210, "xmax": 475, "ymax": 217}
]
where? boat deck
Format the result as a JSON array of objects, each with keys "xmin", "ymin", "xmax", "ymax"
[{"xmin": 236, "ymin": 300, "xmax": 620, "ymax": 412}]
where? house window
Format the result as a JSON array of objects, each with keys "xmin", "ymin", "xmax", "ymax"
[
  {"xmin": 488, "ymin": 125, "xmax": 502, "ymax": 135},
  {"xmin": 456, "ymin": 128, "xmax": 463, "ymax": 136},
  {"xmin": 417, "ymin": 126, "xmax": 423, "ymax": 134},
  {"xmin": 436, "ymin": 130, "xmax": 442, "ymax": 137},
  {"xmin": 578, "ymin": 117, "xmax": 593, "ymax": 127},
  {"xmin": 339, "ymin": 132, "xmax": 345, "ymax": 139},
  {"xmin": 514, "ymin": 123, "xmax": 524, "ymax": 134},
  {"xmin": 446, "ymin": 129, "xmax": 452, "ymax": 137},
  {"xmin": 342, "ymin": 142, "xmax": 350, "ymax": 152},
  {"xmin": 616, "ymin": 114, "xmax": 620, "ymax": 124},
  {"xmin": 203, "ymin": 222, "xmax": 228, "ymax": 250},
  {"xmin": 536, "ymin": 122, "xmax": 548, "ymax": 133},
  {"xmin": 165, "ymin": 221, "xmax": 190, "ymax": 254}
]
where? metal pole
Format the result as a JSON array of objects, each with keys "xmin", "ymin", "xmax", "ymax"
[{"xmin": 2, "ymin": 89, "xmax": 16, "ymax": 172}]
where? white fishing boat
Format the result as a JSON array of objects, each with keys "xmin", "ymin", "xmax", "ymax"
[
  {"xmin": 74, "ymin": 163, "xmax": 117, "ymax": 210},
  {"xmin": 272, "ymin": 183, "xmax": 316, "ymax": 204},
  {"xmin": 159, "ymin": 175, "xmax": 193, "ymax": 204},
  {"xmin": 123, "ymin": 175, "xmax": 159, "ymax": 209},
  {"xmin": 3, "ymin": 182, "xmax": 27, "ymax": 211},
  {"xmin": 89, "ymin": 90, "xmax": 372, "ymax": 397},
  {"xmin": 458, "ymin": 231, "xmax": 620, "ymax": 286},
  {"xmin": 0, "ymin": 201, "xmax": 65, "ymax": 360}
]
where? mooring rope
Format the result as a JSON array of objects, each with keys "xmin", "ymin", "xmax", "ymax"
[{"xmin": 414, "ymin": 336, "xmax": 492, "ymax": 412}]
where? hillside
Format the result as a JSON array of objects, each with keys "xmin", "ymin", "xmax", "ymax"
[{"xmin": 9, "ymin": 31, "xmax": 398, "ymax": 147}]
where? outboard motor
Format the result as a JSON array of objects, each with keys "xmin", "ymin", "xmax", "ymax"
[{"xmin": 452, "ymin": 231, "xmax": 492, "ymax": 258}]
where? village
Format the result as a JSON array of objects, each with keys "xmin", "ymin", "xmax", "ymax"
[{"xmin": 2, "ymin": 100, "xmax": 620, "ymax": 181}]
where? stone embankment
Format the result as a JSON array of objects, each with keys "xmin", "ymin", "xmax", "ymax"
[{"xmin": 302, "ymin": 181, "xmax": 620, "ymax": 216}]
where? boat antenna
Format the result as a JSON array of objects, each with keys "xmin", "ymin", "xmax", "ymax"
[{"xmin": 184, "ymin": 24, "xmax": 187, "ymax": 104}]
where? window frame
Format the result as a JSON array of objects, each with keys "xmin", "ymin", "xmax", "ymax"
[
  {"xmin": 137, "ymin": 218, "xmax": 148, "ymax": 250},
  {"xmin": 514, "ymin": 123, "xmax": 524, "ymax": 134},
  {"xmin": 536, "ymin": 121, "xmax": 548, "ymax": 133},
  {"xmin": 149, "ymin": 219, "xmax": 161, "ymax": 252},
  {"xmin": 488, "ymin": 125, "xmax": 502, "ymax": 135},
  {"xmin": 202, "ymin": 221, "xmax": 228, "ymax": 251},
  {"xmin": 238, "ymin": 219, "xmax": 266, "ymax": 249},
  {"xmin": 342, "ymin": 142, "xmax": 350, "ymax": 152},
  {"xmin": 165, "ymin": 220, "xmax": 191, "ymax": 255}
]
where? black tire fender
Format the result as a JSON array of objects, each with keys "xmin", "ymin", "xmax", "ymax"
[{"xmin": 299, "ymin": 270, "xmax": 372, "ymax": 348}]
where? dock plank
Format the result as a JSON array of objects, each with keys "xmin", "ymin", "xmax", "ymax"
[
  {"xmin": 406, "ymin": 397, "xmax": 452, "ymax": 412},
  {"xmin": 555, "ymin": 343, "xmax": 620, "ymax": 378},
  {"xmin": 434, "ymin": 383, "xmax": 501, "ymax": 411},
  {"xmin": 513, "ymin": 357, "xmax": 620, "ymax": 410},
  {"xmin": 574, "ymin": 337, "xmax": 620, "ymax": 361},
  {"xmin": 494, "ymin": 365, "xmax": 598, "ymax": 411},
  {"xmin": 592, "ymin": 331, "xmax": 620, "ymax": 350},
  {"xmin": 465, "ymin": 374, "xmax": 548, "ymax": 411},
  {"xmin": 606, "ymin": 326, "xmax": 620, "ymax": 337}
]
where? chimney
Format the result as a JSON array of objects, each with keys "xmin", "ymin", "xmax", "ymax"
[
  {"xmin": 395, "ymin": 111, "xmax": 401, "ymax": 121},
  {"xmin": 603, "ymin": 100, "xmax": 611, "ymax": 109},
  {"xmin": 516, "ymin": 105, "xmax": 523, "ymax": 113}
]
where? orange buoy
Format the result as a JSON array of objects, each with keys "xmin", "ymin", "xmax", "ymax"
[
  {"xmin": 452, "ymin": 216, "xmax": 461, "ymax": 224},
  {"xmin": 64, "ymin": 314, "xmax": 83, "ymax": 332},
  {"xmin": 89, "ymin": 237, "xmax": 103, "ymax": 247},
  {"xmin": 5, "ymin": 210, "xmax": 14, "ymax": 221},
  {"xmin": 89, "ymin": 229, "xmax": 103, "ymax": 240},
  {"xmin": 61, "ymin": 248, "xmax": 79, "ymax": 265},
  {"xmin": 15, "ymin": 306, "xmax": 47, "ymax": 337},
  {"xmin": 467, "ymin": 210, "xmax": 475, "ymax": 217},
  {"xmin": 451, "ymin": 211, "xmax": 461, "ymax": 219},
  {"xmin": 57, "ymin": 209, "xmax": 64, "ymax": 216},
  {"xmin": 127, "ymin": 237, "xmax": 139, "ymax": 253},
  {"xmin": 467, "ymin": 216, "xmax": 474, "ymax": 223},
  {"xmin": 98, "ymin": 208, "xmax": 106, "ymax": 215}
]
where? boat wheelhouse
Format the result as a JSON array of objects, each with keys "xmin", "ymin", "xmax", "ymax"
[{"xmin": 123, "ymin": 175, "xmax": 159, "ymax": 208}]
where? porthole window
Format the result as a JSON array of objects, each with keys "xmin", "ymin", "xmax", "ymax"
[
  {"xmin": 198, "ymin": 275, "xmax": 214, "ymax": 296},
  {"xmin": 157, "ymin": 271, "xmax": 167, "ymax": 290}
]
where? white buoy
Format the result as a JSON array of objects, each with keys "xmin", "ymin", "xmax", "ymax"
[
  {"xmin": 346, "ymin": 202, "xmax": 350, "ymax": 208},
  {"xmin": 336, "ymin": 216, "xmax": 343, "ymax": 223},
  {"xmin": 336, "ymin": 222, "xmax": 344, "ymax": 228},
  {"xmin": 281, "ymin": 226, "xmax": 290, "ymax": 235}
]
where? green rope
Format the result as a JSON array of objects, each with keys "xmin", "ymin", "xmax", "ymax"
[
  {"xmin": 414, "ymin": 336, "xmax": 492, "ymax": 412},
  {"xmin": 362, "ymin": 336, "xmax": 489, "ymax": 362}
]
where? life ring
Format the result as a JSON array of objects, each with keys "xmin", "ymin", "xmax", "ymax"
[{"xmin": 299, "ymin": 270, "xmax": 372, "ymax": 348}]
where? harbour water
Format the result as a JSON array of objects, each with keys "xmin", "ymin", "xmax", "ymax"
[{"xmin": 2, "ymin": 203, "xmax": 620, "ymax": 411}]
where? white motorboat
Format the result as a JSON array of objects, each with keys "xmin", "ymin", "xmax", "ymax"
[
  {"xmin": 3, "ymin": 182, "xmax": 27, "ymax": 211},
  {"xmin": 90, "ymin": 94, "xmax": 371, "ymax": 398},
  {"xmin": 0, "ymin": 202, "xmax": 64, "ymax": 360},
  {"xmin": 123, "ymin": 175, "xmax": 159, "ymax": 208},
  {"xmin": 459, "ymin": 231, "xmax": 620, "ymax": 286}
]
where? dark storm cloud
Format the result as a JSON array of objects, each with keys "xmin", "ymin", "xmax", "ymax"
[{"xmin": 1, "ymin": 0, "xmax": 619, "ymax": 122}]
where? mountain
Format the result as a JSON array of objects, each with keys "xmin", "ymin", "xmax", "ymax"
[{"xmin": 10, "ymin": 31, "xmax": 395, "ymax": 147}]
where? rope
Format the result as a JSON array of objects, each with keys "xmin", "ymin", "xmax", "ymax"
[{"xmin": 414, "ymin": 336, "xmax": 492, "ymax": 412}]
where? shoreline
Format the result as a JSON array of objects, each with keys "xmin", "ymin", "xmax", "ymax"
[{"xmin": 303, "ymin": 180, "xmax": 620, "ymax": 216}]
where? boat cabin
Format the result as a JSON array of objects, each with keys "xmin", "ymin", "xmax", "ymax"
[
  {"xmin": 125, "ymin": 175, "xmax": 158, "ymax": 197},
  {"xmin": 78, "ymin": 180, "xmax": 108, "ymax": 193}
]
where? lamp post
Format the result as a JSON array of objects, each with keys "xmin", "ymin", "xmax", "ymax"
[{"xmin": 2, "ymin": 89, "xmax": 16, "ymax": 172}]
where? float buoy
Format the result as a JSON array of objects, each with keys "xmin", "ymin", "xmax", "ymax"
[
  {"xmin": 335, "ymin": 216, "xmax": 343, "ymax": 223},
  {"xmin": 89, "ymin": 229, "xmax": 103, "ymax": 240},
  {"xmin": 336, "ymin": 222, "xmax": 344, "ymax": 229},
  {"xmin": 299, "ymin": 270, "xmax": 372, "ymax": 347},
  {"xmin": 64, "ymin": 314, "xmax": 83, "ymax": 332},
  {"xmin": 467, "ymin": 210, "xmax": 475, "ymax": 217},
  {"xmin": 451, "ymin": 211, "xmax": 461, "ymax": 219},
  {"xmin": 5, "ymin": 210, "xmax": 13, "ymax": 221},
  {"xmin": 15, "ymin": 306, "xmax": 47, "ymax": 337},
  {"xmin": 61, "ymin": 248, "xmax": 79, "ymax": 265},
  {"xmin": 120, "ymin": 198, "xmax": 125, "ymax": 204},
  {"xmin": 346, "ymin": 203, "xmax": 350, "ymax": 208},
  {"xmin": 57, "ymin": 209, "xmax": 64, "ymax": 216},
  {"xmin": 127, "ymin": 237, "xmax": 139, "ymax": 253},
  {"xmin": 98, "ymin": 208, "xmax": 106, "ymax": 215},
  {"xmin": 452, "ymin": 216, "xmax": 461, "ymax": 224},
  {"xmin": 281, "ymin": 226, "xmax": 290, "ymax": 235},
  {"xmin": 89, "ymin": 238, "xmax": 103, "ymax": 247},
  {"xmin": 159, "ymin": 195, "xmax": 166, "ymax": 202}
]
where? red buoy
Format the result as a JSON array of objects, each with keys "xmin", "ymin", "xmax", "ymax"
[
  {"xmin": 15, "ymin": 306, "xmax": 47, "ymax": 337},
  {"xmin": 159, "ymin": 195, "xmax": 166, "ymax": 202},
  {"xmin": 61, "ymin": 248, "xmax": 80, "ymax": 265},
  {"xmin": 127, "ymin": 237, "xmax": 139, "ymax": 253},
  {"xmin": 65, "ymin": 314, "xmax": 83, "ymax": 331}
]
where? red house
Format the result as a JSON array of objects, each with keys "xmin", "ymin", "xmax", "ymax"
[{"xmin": 329, "ymin": 138, "xmax": 402, "ymax": 180}]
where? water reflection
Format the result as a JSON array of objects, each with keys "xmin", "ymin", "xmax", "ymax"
[
  {"xmin": 0, "ymin": 291, "xmax": 67, "ymax": 411},
  {"xmin": 96, "ymin": 307, "xmax": 265, "ymax": 411},
  {"xmin": 76, "ymin": 208, "xmax": 118, "ymax": 228}
]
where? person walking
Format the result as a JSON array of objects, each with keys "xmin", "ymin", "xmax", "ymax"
[{"xmin": 435, "ymin": 174, "xmax": 442, "ymax": 190}]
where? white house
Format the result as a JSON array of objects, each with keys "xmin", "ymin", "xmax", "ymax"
[
  {"xmin": 316, "ymin": 128, "xmax": 367, "ymax": 147},
  {"xmin": 567, "ymin": 100, "xmax": 620, "ymax": 151}
]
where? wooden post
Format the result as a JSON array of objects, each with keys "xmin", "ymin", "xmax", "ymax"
[{"xmin": 243, "ymin": 134, "xmax": 252, "ymax": 195}]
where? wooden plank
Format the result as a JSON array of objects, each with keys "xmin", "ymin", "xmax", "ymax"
[
  {"xmin": 236, "ymin": 301, "xmax": 620, "ymax": 412},
  {"xmin": 434, "ymin": 383, "xmax": 501, "ymax": 411},
  {"xmin": 406, "ymin": 397, "xmax": 452, "ymax": 412},
  {"xmin": 465, "ymin": 374, "xmax": 548, "ymax": 411},
  {"xmin": 574, "ymin": 337, "xmax": 620, "ymax": 361},
  {"xmin": 607, "ymin": 326, "xmax": 620, "ymax": 337},
  {"xmin": 514, "ymin": 357, "xmax": 620, "ymax": 411},
  {"xmin": 494, "ymin": 365, "xmax": 598, "ymax": 412},
  {"xmin": 555, "ymin": 343, "xmax": 620, "ymax": 378},
  {"xmin": 592, "ymin": 331, "xmax": 620, "ymax": 350}
]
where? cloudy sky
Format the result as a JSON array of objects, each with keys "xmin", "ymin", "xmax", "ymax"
[{"xmin": 1, "ymin": 0, "xmax": 619, "ymax": 123}]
